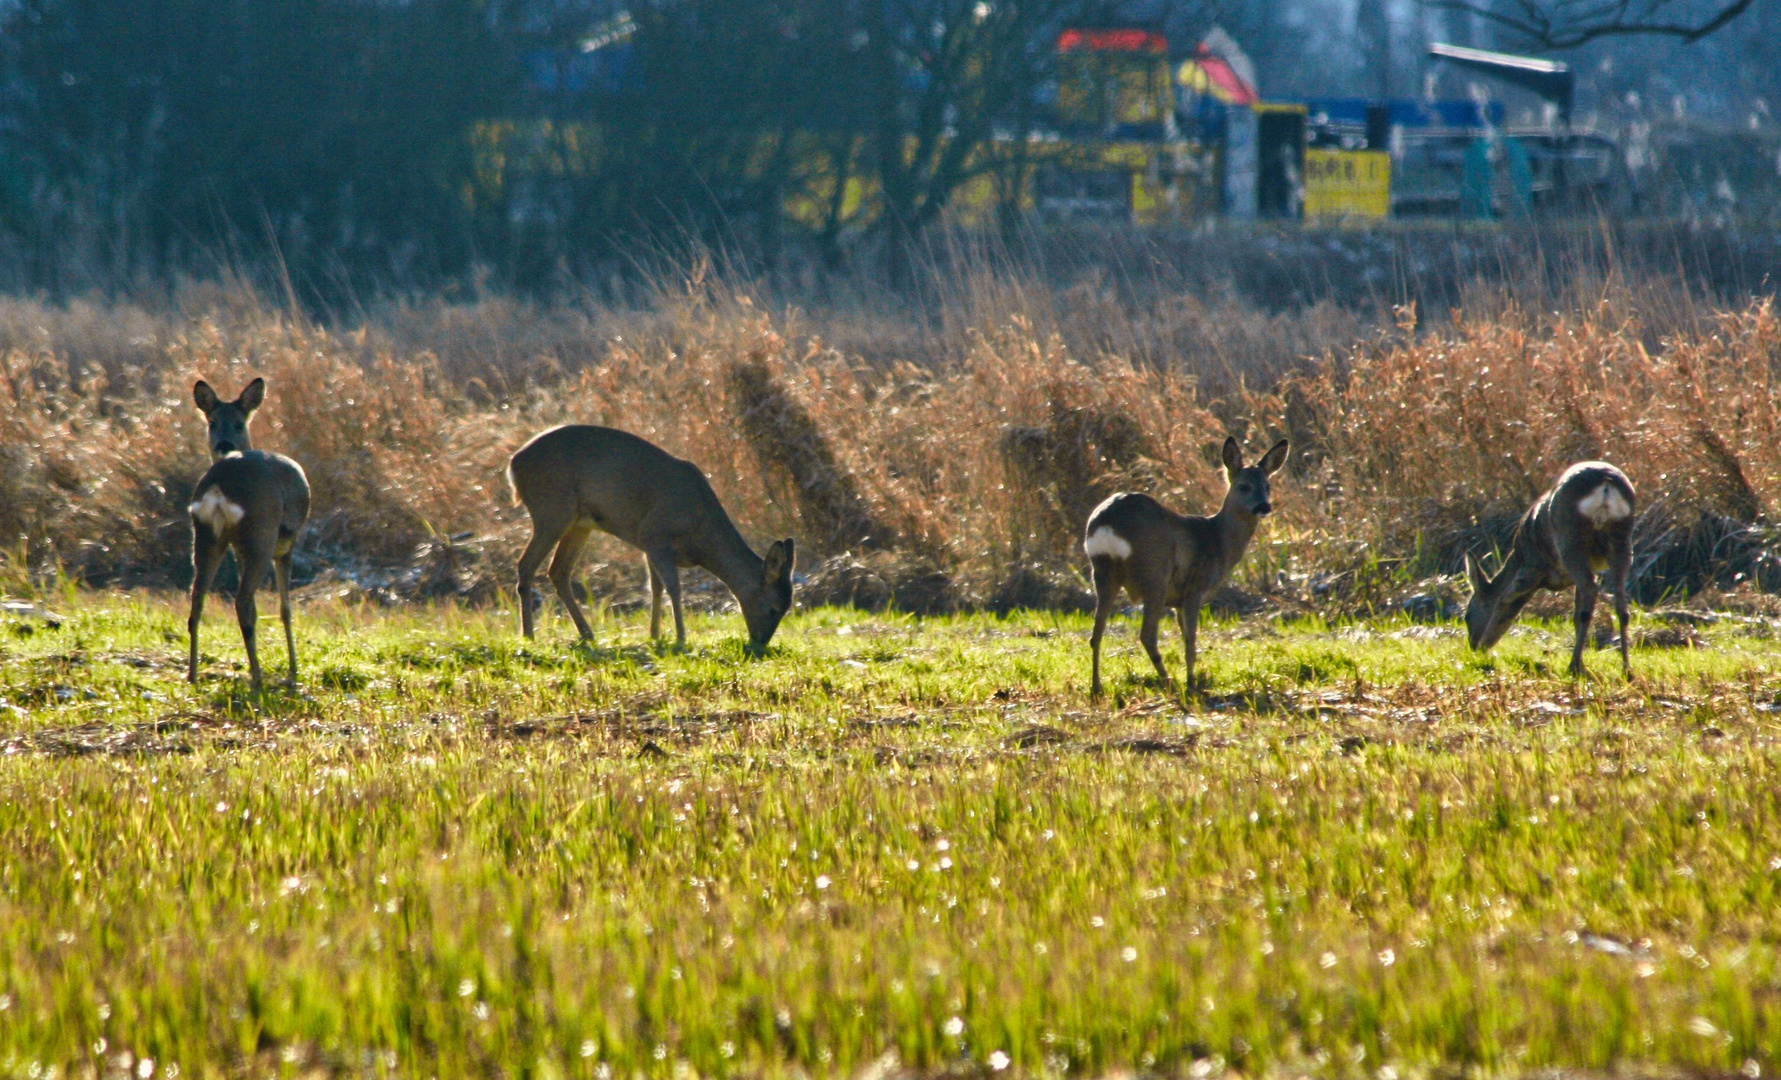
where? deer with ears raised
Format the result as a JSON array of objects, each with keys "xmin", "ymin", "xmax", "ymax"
[
  {"xmin": 1464, "ymin": 461, "xmax": 1636, "ymax": 678},
  {"xmin": 187, "ymin": 378, "xmax": 311, "ymax": 693},
  {"xmin": 1085, "ymin": 436, "xmax": 1289, "ymax": 699}
]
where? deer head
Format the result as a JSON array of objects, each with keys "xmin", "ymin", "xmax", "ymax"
[
  {"xmin": 193, "ymin": 378, "xmax": 266, "ymax": 461},
  {"xmin": 1220, "ymin": 436, "xmax": 1290, "ymax": 518},
  {"xmin": 742, "ymin": 538, "xmax": 796, "ymax": 652},
  {"xmin": 1464, "ymin": 552, "xmax": 1540, "ymax": 652}
]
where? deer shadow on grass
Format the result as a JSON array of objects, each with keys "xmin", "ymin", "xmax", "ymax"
[
  {"xmin": 564, "ymin": 635, "xmax": 783, "ymax": 668},
  {"xmin": 564, "ymin": 637, "xmax": 670, "ymax": 667},
  {"xmin": 1104, "ymin": 671, "xmax": 1207, "ymax": 711},
  {"xmin": 194, "ymin": 675, "xmax": 312, "ymax": 717}
]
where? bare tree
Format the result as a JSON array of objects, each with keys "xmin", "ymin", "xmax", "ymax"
[
  {"xmin": 843, "ymin": 0, "xmax": 1091, "ymax": 277},
  {"xmin": 1426, "ymin": 0, "xmax": 1763, "ymax": 48},
  {"xmin": 1356, "ymin": 0, "xmax": 1394, "ymax": 99}
]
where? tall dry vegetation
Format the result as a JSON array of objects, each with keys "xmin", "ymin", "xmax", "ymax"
[
  {"xmin": 0, "ymin": 254, "xmax": 1777, "ymax": 610},
  {"xmin": 1274, "ymin": 298, "xmax": 1781, "ymax": 594}
]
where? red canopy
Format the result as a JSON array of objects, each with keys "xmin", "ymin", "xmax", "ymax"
[
  {"xmin": 1177, "ymin": 46, "xmax": 1258, "ymax": 105},
  {"xmin": 1056, "ymin": 28, "xmax": 1168, "ymax": 54}
]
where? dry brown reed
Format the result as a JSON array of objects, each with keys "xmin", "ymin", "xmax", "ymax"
[
  {"xmin": 0, "ymin": 250, "xmax": 1776, "ymax": 610},
  {"xmin": 1267, "ymin": 297, "xmax": 1781, "ymax": 595}
]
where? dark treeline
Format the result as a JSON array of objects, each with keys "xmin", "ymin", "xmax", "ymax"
[
  {"xmin": 0, "ymin": 0, "xmax": 1110, "ymax": 301},
  {"xmin": 0, "ymin": 0, "xmax": 519, "ymax": 296},
  {"xmin": 2, "ymin": 0, "xmax": 1778, "ymax": 305}
]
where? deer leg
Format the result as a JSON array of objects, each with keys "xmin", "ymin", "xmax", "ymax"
[
  {"xmin": 547, "ymin": 524, "xmax": 597, "ymax": 640},
  {"xmin": 1554, "ymin": 543, "xmax": 1605, "ymax": 679},
  {"xmin": 1611, "ymin": 533, "xmax": 1633, "ymax": 676},
  {"xmin": 1178, "ymin": 600, "xmax": 1201, "ymax": 696},
  {"xmin": 648, "ymin": 557, "xmax": 666, "ymax": 641},
  {"xmin": 1089, "ymin": 558, "xmax": 1118, "ymax": 700},
  {"xmin": 188, "ymin": 526, "xmax": 226, "ymax": 684},
  {"xmin": 275, "ymin": 552, "xmax": 298, "ymax": 688},
  {"xmin": 1615, "ymin": 589, "xmax": 1632, "ymax": 676},
  {"xmin": 1568, "ymin": 576, "xmax": 1599, "ymax": 679},
  {"xmin": 515, "ymin": 512, "xmax": 568, "ymax": 639},
  {"xmin": 647, "ymin": 550, "xmax": 685, "ymax": 649},
  {"xmin": 669, "ymin": 576, "xmax": 687, "ymax": 650},
  {"xmin": 1139, "ymin": 601, "xmax": 1172, "ymax": 690},
  {"xmin": 235, "ymin": 546, "xmax": 273, "ymax": 695}
]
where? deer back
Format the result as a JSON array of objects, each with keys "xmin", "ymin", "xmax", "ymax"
[
  {"xmin": 1548, "ymin": 461, "xmax": 1636, "ymax": 571},
  {"xmin": 191, "ymin": 451, "xmax": 311, "ymax": 544},
  {"xmin": 508, "ymin": 426, "xmax": 746, "ymax": 560}
]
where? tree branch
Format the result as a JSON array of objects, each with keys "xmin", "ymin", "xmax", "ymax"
[{"xmin": 1426, "ymin": 0, "xmax": 1760, "ymax": 48}]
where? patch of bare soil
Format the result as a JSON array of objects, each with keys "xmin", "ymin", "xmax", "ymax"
[
  {"xmin": 0, "ymin": 710, "xmax": 284, "ymax": 757},
  {"xmin": 491, "ymin": 706, "xmax": 778, "ymax": 745}
]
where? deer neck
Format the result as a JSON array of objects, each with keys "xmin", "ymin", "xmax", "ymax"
[
  {"xmin": 695, "ymin": 514, "xmax": 766, "ymax": 602},
  {"xmin": 1212, "ymin": 499, "xmax": 1261, "ymax": 565},
  {"xmin": 1497, "ymin": 543, "xmax": 1534, "ymax": 579},
  {"xmin": 1490, "ymin": 546, "xmax": 1545, "ymax": 609}
]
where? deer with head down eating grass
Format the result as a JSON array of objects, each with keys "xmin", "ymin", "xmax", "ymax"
[
  {"xmin": 1085, "ymin": 436, "xmax": 1289, "ymax": 700},
  {"xmin": 506, "ymin": 424, "xmax": 795, "ymax": 653},
  {"xmin": 1464, "ymin": 461, "xmax": 1636, "ymax": 678}
]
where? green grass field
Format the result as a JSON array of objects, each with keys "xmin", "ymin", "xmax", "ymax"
[{"xmin": 2, "ymin": 591, "xmax": 1779, "ymax": 1079}]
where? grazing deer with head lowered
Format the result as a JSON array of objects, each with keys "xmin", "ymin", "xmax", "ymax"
[
  {"xmin": 1464, "ymin": 461, "xmax": 1635, "ymax": 677},
  {"xmin": 187, "ymin": 378, "xmax": 311, "ymax": 693},
  {"xmin": 1086, "ymin": 436, "xmax": 1289, "ymax": 699},
  {"xmin": 507, "ymin": 425, "xmax": 795, "ymax": 652}
]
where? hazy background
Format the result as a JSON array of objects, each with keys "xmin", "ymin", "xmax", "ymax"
[
  {"xmin": 1, "ymin": 0, "xmax": 1779, "ymax": 613},
  {"xmin": 2, "ymin": 0, "xmax": 1778, "ymax": 307}
]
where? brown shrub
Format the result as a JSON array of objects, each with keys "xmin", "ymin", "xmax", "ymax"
[
  {"xmin": 1266, "ymin": 298, "xmax": 1781, "ymax": 594},
  {"xmin": 0, "ymin": 269, "xmax": 1777, "ymax": 610},
  {"xmin": 1000, "ymin": 386, "xmax": 1157, "ymax": 560},
  {"xmin": 726, "ymin": 350, "xmax": 887, "ymax": 554}
]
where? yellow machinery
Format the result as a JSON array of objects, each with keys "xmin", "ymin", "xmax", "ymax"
[
  {"xmin": 1303, "ymin": 149, "xmax": 1391, "ymax": 220},
  {"xmin": 1019, "ymin": 27, "xmax": 1212, "ymax": 226},
  {"xmin": 472, "ymin": 24, "xmax": 1382, "ymax": 233},
  {"xmin": 827, "ymin": 26, "xmax": 1217, "ymax": 230},
  {"xmin": 477, "ymin": 21, "xmax": 1433, "ymax": 235}
]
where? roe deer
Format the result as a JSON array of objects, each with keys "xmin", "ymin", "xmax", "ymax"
[
  {"xmin": 1086, "ymin": 436, "xmax": 1289, "ymax": 699},
  {"xmin": 507, "ymin": 425, "xmax": 795, "ymax": 652},
  {"xmin": 187, "ymin": 378, "xmax": 311, "ymax": 693},
  {"xmin": 1464, "ymin": 461, "xmax": 1635, "ymax": 677}
]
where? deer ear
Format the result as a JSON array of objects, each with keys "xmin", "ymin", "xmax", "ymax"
[
  {"xmin": 763, "ymin": 538, "xmax": 794, "ymax": 583},
  {"xmin": 1220, "ymin": 436, "xmax": 1243, "ymax": 474},
  {"xmin": 1258, "ymin": 439, "xmax": 1289, "ymax": 475},
  {"xmin": 193, "ymin": 380, "xmax": 219, "ymax": 414},
  {"xmin": 1465, "ymin": 552, "xmax": 1489, "ymax": 592},
  {"xmin": 237, "ymin": 377, "xmax": 266, "ymax": 414}
]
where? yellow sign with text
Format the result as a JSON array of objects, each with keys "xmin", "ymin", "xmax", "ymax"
[{"xmin": 1304, "ymin": 149, "xmax": 1390, "ymax": 220}]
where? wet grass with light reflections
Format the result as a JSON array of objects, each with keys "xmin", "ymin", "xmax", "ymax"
[{"xmin": 1, "ymin": 593, "xmax": 1779, "ymax": 1078}]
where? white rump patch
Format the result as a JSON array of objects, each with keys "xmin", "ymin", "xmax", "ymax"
[
  {"xmin": 189, "ymin": 488, "xmax": 246, "ymax": 533},
  {"xmin": 1084, "ymin": 525, "xmax": 1133, "ymax": 560},
  {"xmin": 1577, "ymin": 483, "xmax": 1632, "ymax": 527}
]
